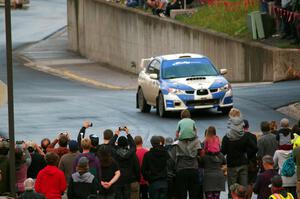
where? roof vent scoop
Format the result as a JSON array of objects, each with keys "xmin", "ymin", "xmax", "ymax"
[
  {"xmin": 179, "ymin": 56, "xmax": 191, "ymax": 58},
  {"xmin": 186, "ymin": 77, "xmax": 206, "ymax": 81}
]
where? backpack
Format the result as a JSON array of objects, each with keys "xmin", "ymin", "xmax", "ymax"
[{"xmin": 281, "ymin": 156, "xmax": 295, "ymax": 177}]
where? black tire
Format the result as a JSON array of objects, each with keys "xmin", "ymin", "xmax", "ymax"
[
  {"xmin": 157, "ymin": 93, "xmax": 167, "ymax": 117},
  {"xmin": 137, "ymin": 88, "xmax": 151, "ymax": 113},
  {"xmin": 220, "ymin": 106, "xmax": 233, "ymax": 115}
]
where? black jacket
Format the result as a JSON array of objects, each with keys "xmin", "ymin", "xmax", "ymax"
[
  {"xmin": 142, "ymin": 146, "xmax": 169, "ymax": 183},
  {"xmin": 27, "ymin": 152, "xmax": 46, "ymax": 179},
  {"xmin": 67, "ymin": 172, "xmax": 99, "ymax": 199},
  {"xmin": 18, "ymin": 190, "xmax": 45, "ymax": 199},
  {"xmin": 110, "ymin": 134, "xmax": 140, "ymax": 185},
  {"xmin": 221, "ymin": 133, "xmax": 257, "ymax": 167}
]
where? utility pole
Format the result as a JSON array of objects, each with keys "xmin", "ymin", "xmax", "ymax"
[{"xmin": 4, "ymin": 0, "xmax": 16, "ymax": 197}]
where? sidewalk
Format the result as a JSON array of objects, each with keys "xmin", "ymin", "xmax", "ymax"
[{"xmin": 16, "ymin": 28, "xmax": 138, "ymax": 90}]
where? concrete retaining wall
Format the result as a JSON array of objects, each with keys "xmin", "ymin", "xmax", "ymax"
[{"xmin": 67, "ymin": 0, "xmax": 300, "ymax": 82}]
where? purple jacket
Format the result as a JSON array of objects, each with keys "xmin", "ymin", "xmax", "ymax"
[
  {"xmin": 73, "ymin": 153, "xmax": 101, "ymax": 182},
  {"xmin": 253, "ymin": 169, "xmax": 278, "ymax": 199}
]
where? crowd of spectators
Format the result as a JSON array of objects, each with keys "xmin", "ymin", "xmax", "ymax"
[
  {"xmin": 120, "ymin": 0, "xmax": 300, "ymax": 44},
  {"xmin": 1, "ymin": 108, "xmax": 300, "ymax": 199}
]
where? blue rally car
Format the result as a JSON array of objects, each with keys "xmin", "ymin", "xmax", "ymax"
[{"xmin": 136, "ymin": 53, "xmax": 233, "ymax": 117}]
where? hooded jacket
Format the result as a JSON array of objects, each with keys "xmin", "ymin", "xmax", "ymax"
[
  {"xmin": 276, "ymin": 128, "xmax": 293, "ymax": 150},
  {"xmin": 67, "ymin": 172, "xmax": 99, "ymax": 199},
  {"xmin": 73, "ymin": 152, "xmax": 101, "ymax": 182},
  {"xmin": 141, "ymin": 146, "xmax": 169, "ymax": 183},
  {"xmin": 169, "ymin": 138, "xmax": 201, "ymax": 171},
  {"xmin": 35, "ymin": 165, "xmax": 67, "ymax": 199},
  {"xmin": 226, "ymin": 116, "xmax": 245, "ymax": 141},
  {"xmin": 110, "ymin": 134, "xmax": 140, "ymax": 185}
]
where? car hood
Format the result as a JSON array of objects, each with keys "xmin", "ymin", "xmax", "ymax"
[{"xmin": 161, "ymin": 76, "xmax": 228, "ymax": 90}]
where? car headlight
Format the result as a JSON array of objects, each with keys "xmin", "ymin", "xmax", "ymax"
[
  {"xmin": 168, "ymin": 88, "xmax": 186, "ymax": 94},
  {"xmin": 219, "ymin": 84, "xmax": 231, "ymax": 92}
]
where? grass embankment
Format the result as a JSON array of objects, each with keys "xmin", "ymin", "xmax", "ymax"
[{"xmin": 176, "ymin": 0, "xmax": 260, "ymax": 37}]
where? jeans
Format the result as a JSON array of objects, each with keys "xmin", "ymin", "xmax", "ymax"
[
  {"xmin": 227, "ymin": 165, "xmax": 248, "ymax": 199},
  {"xmin": 116, "ymin": 184, "xmax": 131, "ymax": 199},
  {"xmin": 175, "ymin": 169, "xmax": 200, "ymax": 199},
  {"xmin": 148, "ymin": 180, "xmax": 168, "ymax": 199},
  {"xmin": 130, "ymin": 182, "xmax": 140, "ymax": 199}
]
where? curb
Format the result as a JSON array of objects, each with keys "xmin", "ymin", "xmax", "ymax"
[
  {"xmin": 277, "ymin": 102, "xmax": 300, "ymax": 120},
  {"xmin": 18, "ymin": 55, "xmax": 136, "ymax": 90}
]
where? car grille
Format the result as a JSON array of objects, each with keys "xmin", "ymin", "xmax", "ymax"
[
  {"xmin": 196, "ymin": 89, "xmax": 209, "ymax": 95},
  {"xmin": 185, "ymin": 90, "xmax": 195, "ymax": 94},
  {"xmin": 186, "ymin": 99, "xmax": 219, "ymax": 106}
]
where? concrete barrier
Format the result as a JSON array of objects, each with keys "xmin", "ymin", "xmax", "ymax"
[
  {"xmin": 0, "ymin": 81, "xmax": 7, "ymax": 107},
  {"xmin": 67, "ymin": 0, "xmax": 300, "ymax": 82}
]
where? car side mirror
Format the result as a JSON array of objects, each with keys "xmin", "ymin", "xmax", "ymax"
[
  {"xmin": 220, "ymin": 69, "xmax": 227, "ymax": 75},
  {"xmin": 149, "ymin": 73, "xmax": 158, "ymax": 80}
]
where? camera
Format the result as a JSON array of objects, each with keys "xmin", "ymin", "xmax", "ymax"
[
  {"xmin": 16, "ymin": 140, "xmax": 24, "ymax": 145},
  {"xmin": 118, "ymin": 126, "xmax": 127, "ymax": 131}
]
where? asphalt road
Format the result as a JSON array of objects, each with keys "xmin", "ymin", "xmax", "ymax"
[{"xmin": 0, "ymin": 0, "xmax": 300, "ymax": 145}]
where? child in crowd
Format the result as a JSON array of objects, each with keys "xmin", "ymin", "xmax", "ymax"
[
  {"xmin": 176, "ymin": 109, "xmax": 197, "ymax": 141},
  {"xmin": 203, "ymin": 126, "xmax": 220, "ymax": 154}
]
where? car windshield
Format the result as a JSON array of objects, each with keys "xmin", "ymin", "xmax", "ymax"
[{"xmin": 162, "ymin": 58, "xmax": 219, "ymax": 79}]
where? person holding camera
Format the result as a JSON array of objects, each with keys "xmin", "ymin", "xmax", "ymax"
[
  {"xmin": 47, "ymin": 132, "xmax": 70, "ymax": 159},
  {"xmin": 26, "ymin": 141, "xmax": 46, "ymax": 179},
  {"xmin": 109, "ymin": 127, "xmax": 140, "ymax": 199},
  {"xmin": 77, "ymin": 121, "xmax": 93, "ymax": 152}
]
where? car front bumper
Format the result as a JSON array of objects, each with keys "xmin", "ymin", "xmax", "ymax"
[{"xmin": 163, "ymin": 89, "xmax": 233, "ymax": 111}]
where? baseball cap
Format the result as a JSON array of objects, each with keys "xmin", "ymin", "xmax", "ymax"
[{"xmin": 68, "ymin": 140, "xmax": 78, "ymax": 152}]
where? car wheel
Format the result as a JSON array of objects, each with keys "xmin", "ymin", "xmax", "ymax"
[
  {"xmin": 220, "ymin": 106, "xmax": 233, "ymax": 115},
  {"xmin": 157, "ymin": 93, "xmax": 167, "ymax": 117},
  {"xmin": 138, "ymin": 88, "xmax": 151, "ymax": 113}
]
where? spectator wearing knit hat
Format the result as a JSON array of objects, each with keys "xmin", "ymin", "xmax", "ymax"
[
  {"xmin": 59, "ymin": 140, "xmax": 80, "ymax": 184},
  {"xmin": 18, "ymin": 178, "xmax": 45, "ymax": 199},
  {"xmin": 68, "ymin": 157, "xmax": 99, "ymax": 199},
  {"xmin": 35, "ymin": 152, "xmax": 67, "ymax": 199},
  {"xmin": 109, "ymin": 127, "xmax": 140, "ymax": 199}
]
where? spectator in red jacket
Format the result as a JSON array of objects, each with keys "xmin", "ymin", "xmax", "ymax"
[
  {"xmin": 134, "ymin": 136, "xmax": 149, "ymax": 199},
  {"xmin": 35, "ymin": 152, "xmax": 67, "ymax": 199}
]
